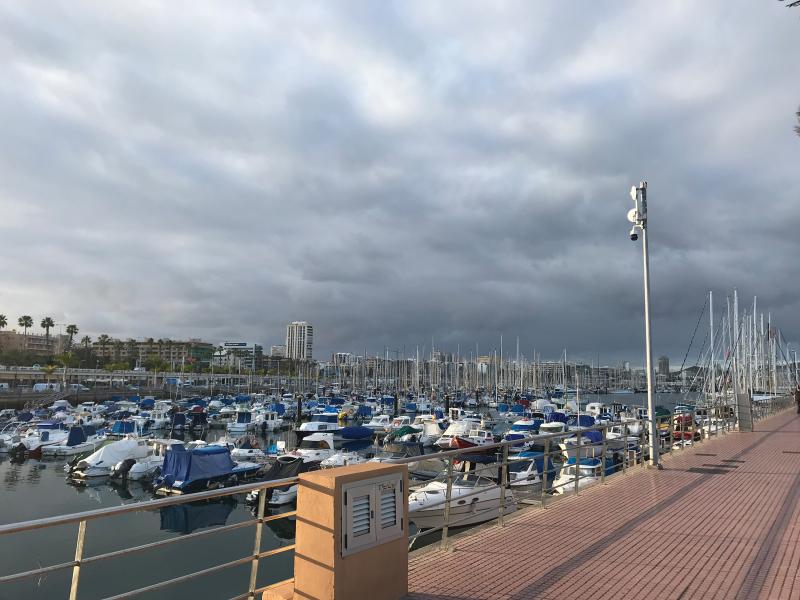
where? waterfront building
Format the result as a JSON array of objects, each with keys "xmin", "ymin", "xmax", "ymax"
[
  {"xmin": 214, "ymin": 342, "xmax": 264, "ymax": 371},
  {"xmin": 0, "ymin": 330, "xmax": 69, "ymax": 356},
  {"xmin": 270, "ymin": 344, "xmax": 286, "ymax": 358},
  {"xmin": 658, "ymin": 355, "xmax": 670, "ymax": 377},
  {"xmin": 91, "ymin": 338, "xmax": 214, "ymax": 367},
  {"xmin": 286, "ymin": 321, "xmax": 313, "ymax": 361}
]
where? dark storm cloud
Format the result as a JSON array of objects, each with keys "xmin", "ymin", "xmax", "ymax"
[{"xmin": 0, "ymin": 1, "xmax": 798, "ymax": 364}]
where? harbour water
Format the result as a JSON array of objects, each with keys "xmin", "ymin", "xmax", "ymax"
[{"xmin": 0, "ymin": 392, "xmax": 694, "ymax": 599}]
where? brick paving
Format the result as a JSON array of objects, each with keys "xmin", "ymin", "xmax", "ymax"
[{"xmin": 407, "ymin": 410, "xmax": 800, "ymax": 600}]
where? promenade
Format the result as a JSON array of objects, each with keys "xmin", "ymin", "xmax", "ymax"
[{"xmin": 407, "ymin": 410, "xmax": 800, "ymax": 600}]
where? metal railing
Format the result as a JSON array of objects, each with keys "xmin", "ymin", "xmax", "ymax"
[
  {"xmin": 0, "ymin": 476, "xmax": 299, "ymax": 600},
  {"xmin": 396, "ymin": 396, "xmax": 792, "ymax": 551}
]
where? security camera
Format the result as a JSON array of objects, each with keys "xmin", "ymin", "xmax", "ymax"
[{"xmin": 629, "ymin": 226, "xmax": 639, "ymax": 242}]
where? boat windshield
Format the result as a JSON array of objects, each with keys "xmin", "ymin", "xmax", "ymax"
[
  {"xmin": 454, "ymin": 473, "xmax": 487, "ymax": 486},
  {"xmin": 299, "ymin": 439, "xmax": 330, "ymax": 450},
  {"xmin": 508, "ymin": 460, "xmax": 533, "ymax": 474}
]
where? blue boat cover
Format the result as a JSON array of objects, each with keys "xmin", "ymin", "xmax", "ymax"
[
  {"xmin": 381, "ymin": 396, "xmax": 395, "ymax": 405},
  {"xmin": 172, "ymin": 413, "xmax": 187, "ymax": 427},
  {"xmin": 568, "ymin": 415, "xmax": 596, "ymax": 427},
  {"xmin": 356, "ymin": 405, "xmax": 372, "ymax": 417},
  {"xmin": 235, "ymin": 394, "xmax": 250, "ymax": 403},
  {"xmin": 338, "ymin": 426, "xmax": 373, "ymax": 440},
  {"xmin": 139, "ymin": 398, "xmax": 155, "ymax": 409},
  {"xmin": 66, "ymin": 426, "xmax": 87, "ymax": 447},
  {"xmin": 545, "ymin": 412, "xmax": 567, "ymax": 423},
  {"xmin": 329, "ymin": 397, "xmax": 345, "ymax": 406},
  {"xmin": 497, "ymin": 403, "xmax": 510, "ymax": 413},
  {"xmin": 111, "ymin": 420, "xmax": 135, "ymax": 434},
  {"xmin": 405, "ymin": 402, "xmax": 417, "ymax": 412},
  {"xmin": 434, "ymin": 409, "xmax": 444, "ymax": 419},
  {"xmin": 323, "ymin": 406, "xmax": 339, "ymax": 414},
  {"xmin": 581, "ymin": 430, "xmax": 603, "ymax": 444},
  {"xmin": 510, "ymin": 405, "xmax": 524, "ymax": 414},
  {"xmin": 17, "ymin": 411, "xmax": 33, "ymax": 422},
  {"xmin": 84, "ymin": 425, "xmax": 97, "ymax": 437},
  {"xmin": 127, "ymin": 395, "xmax": 141, "ymax": 403},
  {"xmin": 160, "ymin": 445, "xmax": 235, "ymax": 489},
  {"xmin": 269, "ymin": 403, "xmax": 286, "ymax": 416}
]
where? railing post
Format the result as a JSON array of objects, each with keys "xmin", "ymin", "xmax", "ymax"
[
  {"xmin": 247, "ymin": 488, "xmax": 267, "ymax": 598},
  {"xmin": 541, "ymin": 438, "xmax": 549, "ymax": 508},
  {"xmin": 574, "ymin": 430, "xmax": 581, "ymax": 496},
  {"xmin": 68, "ymin": 520, "xmax": 87, "ymax": 600},
  {"xmin": 622, "ymin": 422, "xmax": 628, "ymax": 475},
  {"xmin": 499, "ymin": 444, "xmax": 508, "ymax": 527},
  {"xmin": 600, "ymin": 425, "xmax": 607, "ymax": 484},
  {"xmin": 440, "ymin": 456, "xmax": 454, "ymax": 551},
  {"xmin": 668, "ymin": 413, "xmax": 674, "ymax": 452}
]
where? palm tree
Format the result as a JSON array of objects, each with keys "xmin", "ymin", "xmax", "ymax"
[
  {"xmin": 0, "ymin": 314, "xmax": 7, "ymax": 330},
  {"xmin": 126, "ymin": 338, "xmax": 138, "ymax": 368},
  {"xmin": 66, "ymin": 324, "xmax": 79, "ymax": 349},
  {"xmin": 42, "ymin": 364, "xmax": 57, "ymax": 385},
  {"xmin": 18, "ymin": 315, "xmax": 33, "ymax": 338},
  {"xmin": 40, "ymin": 317, "xmax": 55, "ymax": 346},
  {"xmin": 113, "ymin": 340, "xmax": 123, "ymax": 362},
  {"xmin": 97, "ymin": 334, "xmax": 111, "ymax": 363},
  {"xmin": 81, "ymin": 335, "xmax": 91, "ymax": 349}
]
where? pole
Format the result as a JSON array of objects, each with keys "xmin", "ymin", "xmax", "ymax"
[
  {"xmin": 637, "ymin": 182, "xmax": 659, "ymax": 467},
  {"xmin": 709, "ymin": 290, "xmax": 715, "ymax": 438}
]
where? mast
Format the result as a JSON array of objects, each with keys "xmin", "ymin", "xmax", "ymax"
[{"xmin": 709, "ymin": 290, "xmax": 715, "ymax": 409}]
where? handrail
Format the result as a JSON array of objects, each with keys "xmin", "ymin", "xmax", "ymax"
[{"xmin": 0, "ymin": 475, "xmax": 299, "ymax": 536}]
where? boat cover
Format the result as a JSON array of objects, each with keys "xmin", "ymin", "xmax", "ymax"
[
  {"xmin": 139, "ymin": 398, "xmax": 155, "ymax": 409},
  {"xmin": 83, "ymin": 438, "xmax": 147, "ymax": 467},
  {"xmin": 160, "ymin": 445, "xmax": 235, "ymax": 488},
  {"xmin": 338, "ymin": 426, "xmax": 373, "ymax": 440},
  {"xmin": 111, "ymin": 421, "xmax": 135, "ymax": 435},
  {"xmin": 66, "ymin": 426, "xmax": 88, "ymax": 447},
  {"xmin": 568, "ymin": 415, "xmax": 596, "ymax": 427},
  {"xmin": 386, "ymin": 425, "xmax": 421, "ymax": 441},
  {"xmin": 545, "ymin": 412, "xmax": 567, "ymax": 423},
  {"xmin": 356, "ymin": 405, "xmax": 372, "ymax": 417},
  {"xmin": 171, "ymin": 413, "xmax": 187, "ymax": 428},
  {"xmin": 269, "ymin": 403, "xmax": 286, "ymax": 416}
]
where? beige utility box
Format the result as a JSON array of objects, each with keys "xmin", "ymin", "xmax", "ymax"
[{"xmin": 292, "ymin": 462, "xmax": 408, "ymax": 600}]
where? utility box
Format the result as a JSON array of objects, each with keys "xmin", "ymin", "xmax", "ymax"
[{"xmin": 292, "ymin": 463, "xmax": 408, "ymax": 600}]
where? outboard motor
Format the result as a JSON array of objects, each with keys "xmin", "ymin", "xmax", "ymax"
[{"xmin": 112, "ymin": 458, "xmax": 137, "ymax": 480}]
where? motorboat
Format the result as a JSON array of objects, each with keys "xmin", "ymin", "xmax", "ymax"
[
  {"xmin": 451, "ymin": 429, "xmax": 496, "ymax": 451},
  {"xmin": 552, "ymin": 457, "xmax": 604, "ymax": 494},
  {"xmin": 364, "ymin": 414, "xmax": 391, "ymax": 433},
  {"xmin": 559, "ymin": 430, "xmax": 604, "ymax": 460},
  {"xmin": 320, "ymin": 450, "xmax": 367, "ymax": 469},
  {"xmin": 503, "ymin": 418, "xmax": 542, "ymax": 449},
  {"xmin": 295, "ymin": 412, "xmax": 341, "ymax": 439},
  {"xmin": 227, "ymin": 410, "xmax": 256, "ymax": 435},
  {"xmin": 153, "ymin": 445, "xmax": 261, "ymax": 495},
  {"xmin": 211, "ymin": 436, "xmax": 269, "ymax": 462},
  {"xmin": 284, "ymin": 432, "xmax": 336, "ymax": 463},
  {"xmin": 435, "ymin": 418, "xmax": 482, "ymax": 449},
  {"xmin": 110, "ymin": 438, "xmax": 183, "ymax": 481},
  {"xmin": 68, "ymin": 437, "xmax": 152, "ymax": 479},
  {"xmin": 408, "ymin": 473, "xmax": 517, "ymax": 529},
  {"xmin": 254, "ymin": 410, "xmax": 283, "ymax": 432},
  {"xmin": 42, "ymin": 425, "xmax": 106, "ymax": 457}
]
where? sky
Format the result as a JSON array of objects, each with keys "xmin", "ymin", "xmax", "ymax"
[{"xmin": 0, "ymin": 1, "xmax": 798, "ymax": 365}]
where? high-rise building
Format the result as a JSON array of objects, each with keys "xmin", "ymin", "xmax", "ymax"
[
  {"xmin": 285, "ymin": 322, "xmax": 313, "ymax": 361},
  {"xmin": 270, "ymin": 345, "xmax": 286, "ymax": 358},
  {"xmin": 658, "ymin": 356, "xmax": 670, "ymax": 377}
]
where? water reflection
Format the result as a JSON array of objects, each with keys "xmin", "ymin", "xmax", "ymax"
[{"xmin": 160, "ymin": 498, "xmax": 238, "ymax": 534}]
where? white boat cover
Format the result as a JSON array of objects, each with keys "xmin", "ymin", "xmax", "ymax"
[{"xmin": 82, "ymin": 438, "xmax": 148, "ymax": 467}]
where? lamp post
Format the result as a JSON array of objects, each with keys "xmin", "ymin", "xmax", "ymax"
[{"xmin": 628, "ymin": 181, "xmax": 659, "ymax": 468}]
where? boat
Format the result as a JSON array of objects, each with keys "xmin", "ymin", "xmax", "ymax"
[
  {"xmin": 559, "ymin": 429, "xmax": 604, "ymax": 460},
  {"xmin": 435, "ymin": 418, "xmax": 482, "ymax": 449},
  {"xmin": 68, "ymin": 437, "xmax": 152, "ymax": 479},
  {"xmin": 408, "ymin": 473, "xmax": 517, "ymax": 529},
  {"xmin": 110, "ymin": 438, "xmax": 183, "ymax": 481},
  {"xmin": 284, "ymin": 432, "xmax": 336, "ymax": 463},
  {"xmin": 227, "ymin": 410, "xmax": 256, "ymax": 435},
  {"xmin": 42, "ymin": 425, "xmax": 106, "ymax": 457},
  {"xmin": 153, "ymin": 445, "xmax": 261, "ymax": 495},
  {"xmin": 320, "ymin": 450, "xmax": 368, "ymax": 469},
  {"xmin": 364, "ymin": 414, "xmax": 391, "ymax": 433},
  {"xmin": 552, "ymin": 457, "xmax": 605, "ymax": 494},
  {"xmin": 451, "ymin": 429, "xmax": 496, "ymax": 451},
  {"xmin": 295, "ymin": 412, "xmax": 341, "ymax": 439}
]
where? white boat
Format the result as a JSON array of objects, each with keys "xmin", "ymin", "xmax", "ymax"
[
  {"xmin": 68, "ymin": 437, "xmax": 151, "ymax": 479},
  {"xmin": 435, "ymin": 418, "xmax": 482, "ymax": 449},
  {"xmin": 226, "ymin": 411, "xmax": 256, "ymax": 434},
  {"xmin": 320, "ymin": 450, "xmax": 367, "ymax": 469},
  {"xmin": 269, "ymin": 484, "xmax": 298, "ymax": 506},
  {"xmin": 552, "ymin": 458, "xmax": 603, "ymax": 494},
  {"xmin": 110, "ymin": 438, "xmax": 182, "ymax": 480},
  {"xmin": 559, "ymin": 430, "xmax": 604, "ymax": 460},
  {"xmin": 43, "ymin": 426, "xmax": 106, "ymax": 457},
  {"xmin": 364, "ymin": 414, "xmax": 391, "ymax": 432},
  {"xmin": 254, "ymin": 410, "xmax": 283, "ymax": 432},
  {"xmin": 284, "ymin": 432, "xmax": 336, "ymax": 463},
  {"xmin": 296, "ymin": 412, "xmax": 341, "ymax": 438},
  {"xmin": 408, "ymin": 473, "xmax": 517, "ymax": 529}
]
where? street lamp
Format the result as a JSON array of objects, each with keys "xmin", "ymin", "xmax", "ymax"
[{"xmin": 628, "ymin": 181, "xmax": 659, "ymax": 468}]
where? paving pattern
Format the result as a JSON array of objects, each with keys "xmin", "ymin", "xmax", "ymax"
[{"xmin": 406, "ymin": 410, "xmax": 800, "ymax": 600}]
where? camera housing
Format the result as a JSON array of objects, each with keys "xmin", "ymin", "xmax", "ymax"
[{"xmin": 629, "ymin": 226, "xmax": 639, "ymax": 242}]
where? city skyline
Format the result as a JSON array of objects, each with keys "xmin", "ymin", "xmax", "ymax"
[{"xmin": 0, "ymin": 2, "xmax": 798, "ymax": 364}]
